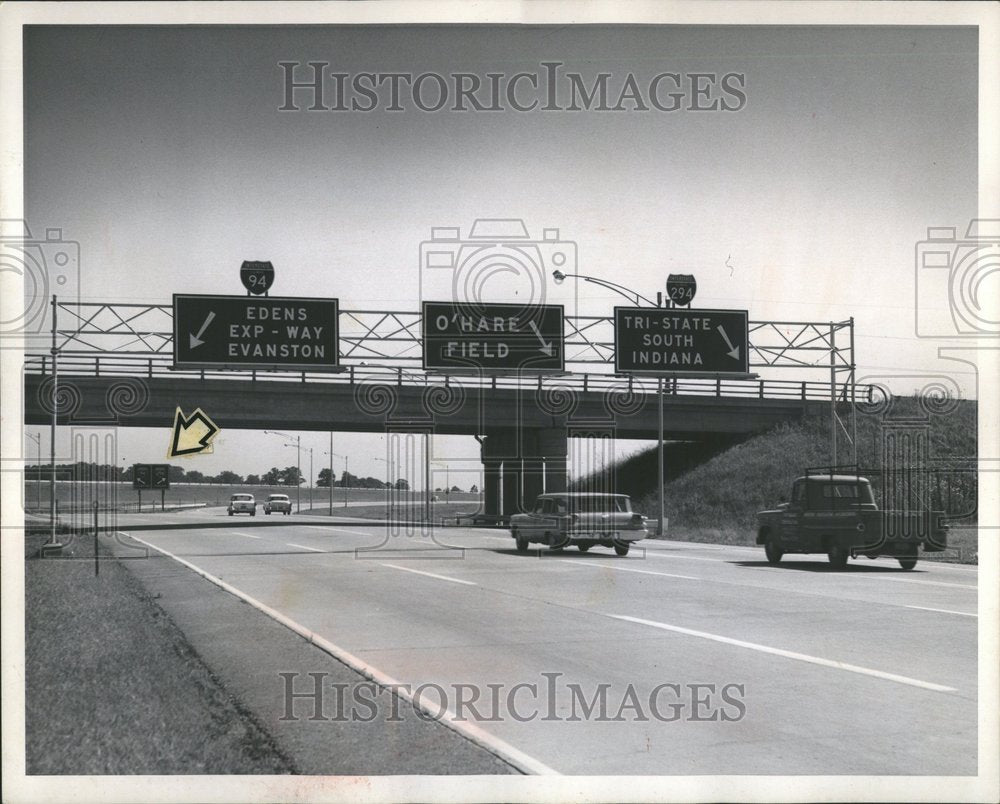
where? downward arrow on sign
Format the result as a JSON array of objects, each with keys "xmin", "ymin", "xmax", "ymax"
[
  {"xmin": 528, "ymin": 320, "xmax": 554, "ymax": 357},
  {"xmin": 716, "ymin": 325, "xmax": 741, "ymax": 360},
  {"xmin": 189, "ymin": 311, "xmax": 216, "ymax": 349}
]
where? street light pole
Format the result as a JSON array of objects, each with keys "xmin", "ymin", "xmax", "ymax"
[
  {"xmin": 328, "ymin": 432, "xmax": 333, "ymax": 516},
  {"xmin": 25, "ymin": 432, "xmax": 41, "ymax": 511},
  {"xmin": 264, "ymin": 430, "xmax": 302, "ymax": 513},
  {"xmin": 49, "ymin": 295, "xmax": 59, "ymax": 546}
]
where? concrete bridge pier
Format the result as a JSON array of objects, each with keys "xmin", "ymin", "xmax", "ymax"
[{"xmin": 481, "ymin": 428, "xmax": 568, "ymax": 521}]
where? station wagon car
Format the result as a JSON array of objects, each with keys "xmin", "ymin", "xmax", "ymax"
[
  {"xmin": 227, "ymin": 493, "xmax": 256, "ymax": 516},
  {"xmin": 264, "ymin": 493, "xmax": 292, "ymax": 515},
  {"xmin": 509, "ymin": 492, "xmax": 648, "ymax": 556}
]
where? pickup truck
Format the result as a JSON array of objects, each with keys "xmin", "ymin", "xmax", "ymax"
[
  {"xmin": 510, "ymin": 492, "xmax": 649, "ymax": 556},
  {"xmin": 756, "ymin": 473, "xmax": 948, "ymax": 570}
]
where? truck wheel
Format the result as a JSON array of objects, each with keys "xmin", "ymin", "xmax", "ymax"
[
  {"xmin": 513, "ymin": 530, "xmax": 528, "ymax": 553},
  {"xmin": 898, "ymin": 556, "xmax": 918, "ymax": 570},
  {"xmin": 578, "ymin": 544, "xmax": 591, "ymax": 552},
  {"xmin": 265, "ymin": 510, "xmax": 270, "ymax": 515},
  {"xmin": 614, "ymin": 543, "xmax": 630, "ymax": 557},
  {"xmin": 827, "ymin": 546, "xmax": 849, "ymax": 569},
  {"xmin": 764, "ymin": 537, "xmax": 783, "ymax": 565}
]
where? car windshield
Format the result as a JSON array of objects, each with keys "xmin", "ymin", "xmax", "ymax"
[{"xmin": 568, "ymin": 496, "xmax": 631, "ymax": 513}]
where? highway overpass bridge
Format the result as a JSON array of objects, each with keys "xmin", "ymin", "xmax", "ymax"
[{"xmin": 22, "ymin": 302, "xmax": 863, "ymax": 517}]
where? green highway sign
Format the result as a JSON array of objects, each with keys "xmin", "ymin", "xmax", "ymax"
[
  {"xmin": 422, "ymin": 301, "xmax": 564, "ymax": 373},
  {"xmin": 133, "ymin": 463, "xmax": 170, "ymax": 490},
  {"xmin": 173, "ymin": 294, "xmax": 339, "ymax": 371},
  {"xmin": 614, "ymin": 307, "xmax": 749, "ymax": 375}
]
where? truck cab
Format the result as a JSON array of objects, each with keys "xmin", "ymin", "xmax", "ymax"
[{"xmin": 757, "ymin": 473, "xmax": 947, "ymax": 570}]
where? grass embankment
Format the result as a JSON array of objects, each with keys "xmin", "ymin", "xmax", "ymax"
[
  {"xmin": 592, "ymin": 396, "xmax": 978, "ymax": 560},
  {"xmin": 24, "ymin": 524, "xmax": 294, "ymax": 773}
]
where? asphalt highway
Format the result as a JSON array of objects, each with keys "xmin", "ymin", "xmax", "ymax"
[{"xmin": 108, "ymin": 507, "xmax": 978, "ymax": 776}]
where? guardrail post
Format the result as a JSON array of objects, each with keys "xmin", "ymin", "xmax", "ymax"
[
  {"xmin": 801, "ymin": 381, "xmax": 806, "ymax": 400},
  {"xmin": 491, "ymin": 376, "xmax": 496, "ymax": 391},
  {"xmin": 252, "ymin": 370, "xmax": 256, "ymax": 383},
  {"xmin": 301, "ymin": 371, "xmax": 306, "ymax": 384},
  {"xmin": 397, "ymin": 367, "xmax": 403, "ymax": 387},
  {"xmin": 41, "ymin": 355, "xmax": 46, "ymax": 375},
  {"xmin": 759, "ymin": 379, "xmax": 765, "ymax": 398},
  {"xmin": 93, "ymin": 499, "xmax": 99, "ymax": 576},
  {"xmin": 715, "ymin": 377, "xmax": 721, "ymax": 397},
  {"xmin": 583, "ymin": 374, "xmax": 589, "ymax": 393},
  {"xmin": 147, "ymin": 358, "xmax": 153, "ymax": 379},
  {"xmin": 349, "ymin": 365, "xmax": 355, "ymax": 383},
  {"xmin": 95, "ymin": 356, "xmax": 100, "ymax": 377}
]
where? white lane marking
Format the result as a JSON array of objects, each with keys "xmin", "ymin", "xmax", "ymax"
[
  {"xmin": 563, "ymin": 559, "xmax": 699, "ymax": 581},
  {"xmin": 287, "ymin": 542, "xmax": 324, "ymax": 553},
  {"xmin": 645, "ymin": 553, "xmax": 722, "ymax": 562},
  {"xmin": 906, "ymin": 605, "xmax": 977, "ymax": 617},
  {"xmin": 305, "ymin": 525, "xmax": 374, "ymax": 536},
  {"xmin": 380, "ymin": 563, "xmax": 476, "ymax": 586},
  {"xmin": 231, "ymin": 531, "xmax": 261, "ymax": 540},
  {"xmin": 611, "ymin": 615, "xmax": 956, "ymax": 693},
  {"xmin": 120, "ymin": 532, "xmax": 555, "ymax": 775},
  {"xmin": 873, "ymin": 576, "xmax": 976, "ymax": 590}
]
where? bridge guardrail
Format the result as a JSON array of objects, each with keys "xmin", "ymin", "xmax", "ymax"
[{"xmin": 24, "ymin": 353, "xmax": 869, "ymax": 403}]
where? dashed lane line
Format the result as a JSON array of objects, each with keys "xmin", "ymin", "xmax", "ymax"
[
  {"xmin": 905, "ymin": 605, "xmax": 977, "ymax": 617},
  {"xmin": 562, "ymin": 559, "xmax": 700, "ymax": 581},
  {"xmin": 610, "ymin": 614, "xmax": 957, "ymax": 693},
  {"xmin": 287, "ymin": 543, "xmax": 324, "ymax": 553},
  {"xmin": 380, "ymin": 563, "xmax": 477, "ymax": 586}
]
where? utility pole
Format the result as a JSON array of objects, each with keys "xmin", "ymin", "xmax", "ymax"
[
  {"xmin": 48, "ymin": 295, "xmax": 60, "ymax": 546},
  {"xmin": 26, "ymin": 432, "xmax": 41, "ymax": 511},
  {"xmin": 328, "ymin": 432, "xmax": 333, "ymax": 516}
]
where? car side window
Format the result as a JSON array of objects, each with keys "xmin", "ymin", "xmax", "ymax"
[{"xmin": 534, "ymin": 499, "xmax": 546, "ymax": 514}]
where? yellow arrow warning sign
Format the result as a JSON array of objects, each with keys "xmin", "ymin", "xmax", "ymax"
[{"xmin": 168, "ymin": 407, "xmax": 220, "ymax": 458}]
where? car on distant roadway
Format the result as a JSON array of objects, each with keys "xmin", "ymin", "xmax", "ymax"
[
  {"xmin": 264, "ymin": 493, "xmax": 292, "ymax": 515},
  {"xmin": 757, "ymin": 470, "xmax": 949, "ymax": 570},
  {"xmin": 509, "ymin": 492, "xmax": 648, "ymax": 556},
  {"xmin": 227, "ymin": 493, "xmax": 256, "ymax": 516}
]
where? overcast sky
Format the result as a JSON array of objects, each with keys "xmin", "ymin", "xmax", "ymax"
[{"xmin": 20, "ymin": 24, "xmax": 980, "ymax": 481}]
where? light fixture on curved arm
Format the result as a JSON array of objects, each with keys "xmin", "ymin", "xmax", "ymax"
[{"xmin": 551, "ymin": 270, "xmax": 658, "ymax": 307}]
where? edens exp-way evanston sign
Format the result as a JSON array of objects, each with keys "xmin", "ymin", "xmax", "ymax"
[{"xmin": 173, "ymin": 294, "xmax": 339, "ymax": 371}]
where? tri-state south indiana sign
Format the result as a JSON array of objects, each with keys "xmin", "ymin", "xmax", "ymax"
[
  {"xmin": 614, "ymin": 307, "xmax": 749, "ymax": 375},
  {"xmin": 173, "ymin": 295, "xmax": 339, "ymax": 371}
]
